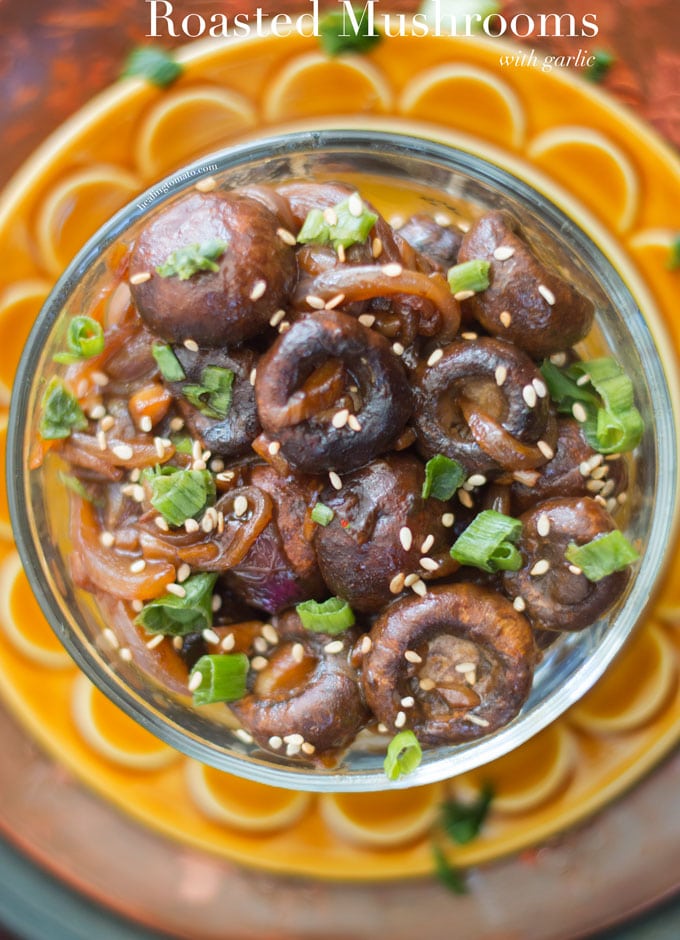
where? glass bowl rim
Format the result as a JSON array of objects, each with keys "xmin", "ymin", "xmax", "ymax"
[{"xmin": 7, "ymin": 128, "xmax": 679, "ymax": 791}]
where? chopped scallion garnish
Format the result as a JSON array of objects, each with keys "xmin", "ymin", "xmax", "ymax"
[
  {"xmin": 384, "ymin": 730, "xmax": 422, "ymax": 781},
  {"xmin": 296, "ymin": 596, "xmax": 355, "ymax": 634},
  {"xmin": 318, "ymin": 8, "xmax": 382, "ymax": 56},
  {"xmin": 58, "ymin": 471, "xmax": 95, "ymax": 503},
  {"xmin": 431, "ymin": 843, "xmax": 467, "ymax": 894},
  {"xmin": 190, "ymin": 653, "xmax": 249, "ymax": 705},
  {"xmin": 53, "ymin": 315, "xmax": 105, "ymax": 364},
  {"xmin": 157, "ymin": 239, "xmax": 228, "ymax": 281},
  {"xmin": 297, "ymin": 197, "xmax": 378, "ymax": 252},
  {"xmin": 450, "ymin": 510, "xmax": 523, "ymax": 573},
  {"xmin": 667, "ymin": 236, "xmax": 680, "ymax": 271},
  {"xmin": 585, "ymin": 49, "xmax": 615, "ymax": 84},
  {"xmin": 311, "ymin": 502, "xmax": 335, "ymax": 526},
  {"xmin": 447, "ymin": 259, "xmax": 490, "ymax": 295},
  {"xmin": 440, "ymin": 783, "xmax": 494, "ymax": 844},
  {"xmin": 136, "ymin": 572, "xmax": 218, "ymax": 636},
  {"xmin": 39, "ymin": 377, "xmax": 88, "ymax": 440},
  {"xmin": 182, "ymin": 365, "xmax": 234, "ymax": 419},
  {"xmin": 565, "ymin": 530, "xmax": 639, "ymax": 582},
  {"xmin": 152, "ymin": 343, "xmax": 186, "ymax": 382},
  {"xmin": 146, "ymin": 466, "xmax": 215, "ymax": 527},
  {"xmin": 121, "ymin": 46, "xmax": 183, "ymax": 87},
  {"xmin": 422, "ymin": 454, "xmax": 466, "ymax": 501}
]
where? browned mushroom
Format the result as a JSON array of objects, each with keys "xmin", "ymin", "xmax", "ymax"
[
  {"xmin": 457, "ymin": 211, "xmax": 594, "ymax": 358},
  {"xmin": 361, "ymin": 583, "xmax": 536, "ymax": 744},
  {"xmin": 502, "ymin": 496, "xmax": 630, "ymax": 631},
  {"xmin": 230, "ymin": 610, "xmax": 369, "ymax": 756}
]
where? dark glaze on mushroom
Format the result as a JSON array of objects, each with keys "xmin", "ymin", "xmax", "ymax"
[{"xmin": 40, "ymin": 176, "xmax": 640, "ymax": 770}]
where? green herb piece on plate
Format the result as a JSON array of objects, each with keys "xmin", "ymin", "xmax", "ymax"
[
  {"xmin": 157, "ymin": 239, "xmax": 227, "ymax": 281},
  {"xmin": 121, "ymin": 46, "xmax": 183, "ymax": 88},
  {"xmin": 136, "ymin": 572, "xmax": 218, "ymax": 636}
]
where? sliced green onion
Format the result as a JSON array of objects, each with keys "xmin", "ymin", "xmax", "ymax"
[
  {"xmin": 440, "ymin": 783, "xmax": 494, "ymax": 844},
  {"xmin": 539, "ymin": 359, "xmax": 599, "ymax": 414},
  {"xmin": 146, "ymin": 466, "xmax": 215, "ymax": 527},
  {"xmin": 121, "ymin": 46, "xmax": 183, "ymax": 87},
  {"xmin": 39, "ymin": 377, "xmax": 88, "ymax": 440},
  {"xmin": 152, "ymin": 343, "xmax": 186, "ymax": 382},
  {"xmin": 170, "ymin": 433, "xmax": 194, "ymax": 455},
  {"xmin": 136, "ymin": 572, "xmax": 218, "ymax": 636},
  {"xmin": 311, "ymin": 502, "xmax": 335, "ymax": 526},
  {"xmin": 384, "ymin": 730, "xmax": 422, "ymax": 781},
  {"xmin": 667, "ymin": 235, "xmax": 680, "ymax": 271},
  {"xmin": 53, "ymin": 315, "xmax": 105, "ymax": 363},
  {"xmin": 447, "ymin": 259, "xmax": 490, "ymax": 295},
  {"xmin": 297, "ymin": 196, "xmax": 378, "ymax": 252},
  {"xmin": 586, "ymin": 49, "xmax": 615, "ymax": 84},
  {"xmin": 296, "ymin": 596, "xmax": 356, "ymax": 634},
  {"xmin": 58, "ymin": 471, "xmax": 95, "ymax": 503},
  {"xmin": 565, "ymin": 530, "xmax": 639, "ymax": 582},
  {"xmin": 157, "ymin": 238, "xmax": 228, "ymax": 281},
  {"xmin": 450, "ymin": 509, "xmax": 523, "ymax": 573},
  {"xmin": 431, "ymin": 843, "xmax": 467, "ymax": 894},
  {"xmin": 183, "ymin": 365, "xmax": 234, "ymax": 419},
  {"xmin": 318, "ymin": 7, "xmax": 382, "ymax": 56},
  {"xmin": 571, "ymin": 358, "xmax": 644, "ymax": 454},
  {"xmin": 190, "ymin": 653, "xmax": 249, "ymax": 705},
  {"xmin": 422, "ymin": 454, "xmax": 466, "ymax": 501}
]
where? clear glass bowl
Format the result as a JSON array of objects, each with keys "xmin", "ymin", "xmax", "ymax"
[{"xmin": 7, "ymin": 130, "xmax": 678, "ymax": 791}]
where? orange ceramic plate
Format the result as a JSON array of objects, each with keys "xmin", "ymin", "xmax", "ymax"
[{"xmin": 0, "ymin": 30, "xmax": 679, "ymax": 882}]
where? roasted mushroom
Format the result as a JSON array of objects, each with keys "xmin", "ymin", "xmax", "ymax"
[{"xmin": 361, "ymin": 583, "xmax": 536, "ymax": 744}]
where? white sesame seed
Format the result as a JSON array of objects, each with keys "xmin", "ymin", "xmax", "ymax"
[
  {"xmin": 419, "ymin": 678, "xmax": 436, "ymax": 691},
  {"xmin": 495, "ymin": 365, "xmax": 508, "ymax": 386},
  {"xmin": 461, "ymin": 332, "xmax": 478, "ymax": 341},
  {"xmin": 420, "ymin": 534, "xmax": 435, "ymax": 554},
  {"xmin": 537, "ymin": 513, "xmax": 551, "ymax": 537},
  {"xmin": 454, "ymin": 289, "xmax": 475, "ymax": 302},
  {"xmin": 347, "ymin": 414, "xmax": 362, "ymax": 432},
  {"xmin": 77, "ymin": 379, "xmax": 89, "ymax": 398},
  {"xmin": 458, "ymin": 489, "xmax": 474, "ymax": 509},
  {"xmin": 392, "ymin": 342, "xmax": 405, "ymax": 356},
  {"xmin": 568, "ymin": 564, "xmax": 583, "ymax": 576},
  {"xmin": 348, "ymin": 192, "xmax": 363, "ymax": 217},
  {"xmin": 301, "ymin": 742, "xmax": 316, "ymax": 755},
  {"xmin": 493, "ymin": 245, "xmax": 515, "ymax": 261},
  {"xmin": 129, "ymin": 559, "xmax": 146, "ymax": 574},
  {"xmin": 129, "ymin": 468, "xmax": 141, "ymax": 483},
  {"xmin": 533, "ymin": 378, "xmax": 548, "ymax": 398},
  {"xmin": 389, "ymin": 572, "xmax": 405, "ymax": 594},
  {"xmin": 254, "ymin": 637, "xmax": 268, "ymax": 654},
  {"xmin": 103, "ymin": 628, "xmax": 119, "ymax": 649},
  {"xmin": 401, "ymin": 696, "xmax": 415, "ymax": 708},
  {"xmin": 284, "ymin": 733, "xmax": 305, "ymax": 746},
  {"xmin": 572, "ymin": 402, "xmax": 588, "ymax": 423},
  {"xmin": 268, "ymin": 735, "xmax": 283, "ymax": 749},
  {"xmin": 325, "ymin": 292, "xmax": 345, "ymax": 310},
  {"xmin": 269, "ymin": 308, "xmax": 286, "ymax": 327},
  {"xmin": 601, "ymin": 479, "xmax": 616, "ymax": 497},
  {"xmin": 188, "ymin": 671, "xmax": 203, "ymax": 692},
  {"xmin": 329, "ymin": 471, "xmax": 342, "ymax": 491},
  {"xmin": 166, "ymin": 583, "xmax": 187, "ymax": 598},
  {"xmin": 235, "ymin": 728, "xmax": 254, "ymax": 744},
  {"xmin": 332, "ymin": 408, "xmax": 349, "ymax": 429},
  {"xmin": 89, "ymin": 404, "xmax": 106, "ymax": 420},
  {"xmin": 586, "ymin": 479, "xmax": 605, "ymax": 493},
  {"xmin": 201, "ymin": 513, "xmax": 215, "ymax": 533},
  {"xmin": 203, "ymin": 629, "xmax": 220, "ymax": 645},
  {"xmin": 427, "ymin": 348, "xmax": 444, "ymax": 367},
  {"xmin": 233, "ymin": 495, "xmax": 248, "ymax": 517},
  {"xmin": 221, "ymin": 634, "xmax": 235, "ymax": 652},
  {"xmin": 550, "ymin": 351, "xmax": 568, "ymax": 366},
  {"xmin": 183, "ymin": 339, "xmax": 199, "ymax": 352},
  {"xmin": 100, "ymin": 531, "xmax": 115, "ymax": 548},
  {"xmin": 576, "ymin": 372, "xmax": 591, "ymax": 387},
  {"xmin": 530, "ymin": 559, "xmax": 551, "ymax": 576},
  {"xmin": 404, "ymin": 573, "xmax": 419, "ymax": 587},
  {"xmin": 100, "ymin": 415, "xmax": 115, "ymax": 431},
  {"xmin": 119, "ymin": 647, "xmax": 133, "ymax": 663},
  {"xmin": 513, "ymin": 596, "xmax": 526, "ymax": 612},
  {"xmin": 411, "ymin": 579, "xmax": 427, "ymax": 597},
  {"xmin": 91, "ymin": 370, "xmax": 109, "ymax": 386},
  {"xmin": 399, "ymin": 526, "xmax": 413, "ymax": 551},
  {"xmin": 591, "ymin": 465, "xmax": 609, "ymax": 480},
  {"xmin": 522, "ymin": 385, "xmax": 538, "ymax": 408},
  {"xmin": 251, "ymin": 656, "xmax": 268, "ymax": 671},
  {"xmin": 172, "ymin": 636, "xmax": 183, "ymax": 650},
  {"xmin": 537, "ymin": 440, "xmax": 554, "ymax": 460},
  {"xmin": 185, "ymin": 518, "xmax": 200, "ymax": 533},
  {"xmin": 324, "ymin": 640, "xmax": 344, "ymax": 654},
  {"xmin": 169, "ymin": 417, "xmax": 184, "ymax": 432},
  {"xmin": 377, "ymin": 723, "xmax": 389, "ymax": 733},
  {"xmin": 216, "ymin": 471, "xmax": 235, "ymax": 484},
  {"xmin": 360, "ymin": 635, "xmax": 372, "ymax": 654},
  {"xmin": 394, "ymin": 711, "xmax": 407, "ymax": 728},
  {"xmin": 467, "ymin": 473, "xmax": 487, "ymax": 487},
  {"xmin": 248, "ymin": 367, "xmax": 257, "ymax": 387},
  {"xmin": 468, "ymin": 714, "xmax": 490, "ymax": 728},
  {"xmin": 323, "ymin": 207, "xmax": 338, "ymax": 226},
  {"xmin": 138, "ymin": 414, "xmax": 152, "ymax": 433},
  {"xmin": 382, "ymin": 262, "xmax": 403, "ymax": 278},
  {"xmin": 286, "ymin": 743, "xmax": 301, "ymax": 756},
  {"xmin": 210, "ymin": 458, "xmax": 225, "ymax": 473},
  {"xmin": 617, "ymin": 492, "xmax": 628, "ymax": 505},
  {"xmin": 358, "ymin": 313, "xmax": 376, "ymax": 328},
  {"xmin": 441, "ymin": 512, "xmax": 455, "ymax": 528},
  {"xmin": 154, "ymin": 436, "xmax": 166, "ymax": 459},
  {"xmin": 538, "ymin": 284, "xmax": 556, "ymax": 305},
  {"xmin": 306, "ymin": 293, "xmax": 326, "ymax": 310},
  {"xmin": 131, "ymin": 600, "xmax": 144, "ymax": 613},
  {"xmin": 130, "ymin": 271, "xmax": 151, "ymax": 285},
  {"xmin": 420, "ymin": 557, "xmax": 439, "ymax": 572},
  {"xmin": 292, "ymin": 643, "xmax": 305, "ymax": 663},
  {"xmin": 112, "ymin": 443, "xmax": 134, "ymax": 461},
  {"xmin": 405, "ymin": 650, "xmax": 422, "ymax": 664},
  {"xmin": 146, "ymin": 634, "xmax": 164, "ymax": 650},
  {"xmin": 499, "ymin": 311, "xmax": 512, "ymax": 328},
  {"xmin": 606, "ymin": 497, "xmax": 618, "ymax": 513},
  {"xmin": 371, "ymin": 237, "xmax": 383, "ymax": 258},
  {"xmin": 277, "ymin": 226, "xmax": 296, "ymax": 246}
]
